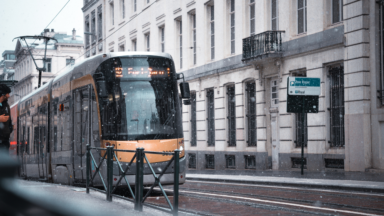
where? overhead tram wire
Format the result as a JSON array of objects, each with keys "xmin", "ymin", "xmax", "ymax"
[
  {"xmin": 53, "ymin": 0, "xmax": 158, "ymax": 75},
  {"xmin": 28, "ymin": 0, "xmax": 71, "ymax": 47}
]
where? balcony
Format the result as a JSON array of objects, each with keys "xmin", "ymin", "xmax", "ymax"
[{"xmin": 242, "ymin": 31, "xmax": 285, "ymax": 63}]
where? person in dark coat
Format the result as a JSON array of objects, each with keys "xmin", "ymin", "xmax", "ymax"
[{"xmin": 0, "ymin": 84, "xmax": 13, "ymax": 153}]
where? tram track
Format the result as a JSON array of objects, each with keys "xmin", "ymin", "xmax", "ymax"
[{"xmin": 143, "ymin": 180, "xmax": 384, "ymax": 216}]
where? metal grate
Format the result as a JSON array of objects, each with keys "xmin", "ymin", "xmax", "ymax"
[
  {"xmin": 225, "ymin": 155, "xmax": 236, "ymax": 169},
  {"xmin": 205, "ymin": 154, "xmax": 215, "ymax": 169},
  {"xmin": 295, "ymin": 113, "xmax": 307, "ymax": 148},
  {"xmin": 207, "ymin": 89, "xmax": 215, "ymax": 146},
  {"xmin": 244, "ymin": 155, "xmax": 256, "ymax": 169},
  {"xmin": 291, "ymin": 157, "xmax": 306, "ymax": 169},
  {"xmin": 242, "ymin": 31, "xmax": 284, "ymax": 61},
  {"xmin": 190, "ymin": 92, "xmax": 197, "ymax": 147},
  {"xmin": 227, "ymin": 86, "xmax": 236, "ymax": 146},
  {"xmin": 188, "ymin": 153, "xmax": 196, "ymax": 169},
  {"xmin": 329, "ymin": 66, "xmax": 345, "ymax": 147},
  {"xmin": 246, "ymin": 82, "xmax": 257, "ymax": 146},
  {"xmin": 325, "ymin": 159, "xmax": 344, "ymax": 169}
]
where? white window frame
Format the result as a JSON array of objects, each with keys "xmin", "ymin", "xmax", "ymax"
[
  {"xmin": 145, "ymin": 33, "xmax": 150, "ymax": 51},
  {"xmin": 160, "ymin": 27, "xmax": 165, "ymax": 52},
  {"xmin": 192, "ymin": 13, "xmax": 197, "ymax": 65},
  {"xmin": 121, "ymin": 0, "xmax": 125, "ymax": 19},
  {"xmin": 270, "ymin": 79, "xmax": 279, "ymax": 107},
  {"xmin": 178, "ymin": 20, "xmax": 183, "ymax": 69},
  {"xmin": 229, "ymin": 0, "xmax": 235, "ymax": 55},
  {"xmin": 249, "ymin": 0, "xmax": 255, "ymax": 35},
  {"xmin": 110, "ymin": 2, "xmax": 114, "ymax": 25},
  {"xmin": 297, "ymin": 0, "xmax": 307, "ymax": 34},
  {"xmin": 331, "ymin": 0, "xmax": 343, "ymax": 24},
  {"xmin": 133, "ymin": 0, "xmax": 137, "ymax": 12},
  {"xmin": 271, "ymin": 0, "xmax": 278, "ymax": 30},
  {"xmin": 209, "ymin": 5, "xmax": 215, "ymax": 60}
]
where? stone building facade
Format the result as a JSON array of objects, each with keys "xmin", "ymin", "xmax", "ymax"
[
  {"xmin": 10, "ymin": 29, "xmax": 84, "ymax": 105},
  {"xmin": 84, "ymin": 0, "xmax": 384, "ymax": 172}
]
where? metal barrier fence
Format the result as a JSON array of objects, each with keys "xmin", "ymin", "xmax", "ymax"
[{"xmin": 86, "ymin": 145, "xmax": 180, "ymax": 215}]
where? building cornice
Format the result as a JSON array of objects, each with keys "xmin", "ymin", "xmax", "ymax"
[{"xmin": 82, "ymin": 0, "xmax": 100, "ymax": 12}]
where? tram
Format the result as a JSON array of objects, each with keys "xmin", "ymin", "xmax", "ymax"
[{"xmin": 12, "ymin": 52, "xmax": 188, "ymax": 186}]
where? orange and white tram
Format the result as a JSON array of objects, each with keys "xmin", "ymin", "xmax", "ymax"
[{"xmin": 11, "ymin": 52, "xmax": 186, "ymax": 186}]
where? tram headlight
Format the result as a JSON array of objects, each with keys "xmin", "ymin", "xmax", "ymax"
[{"xmin": 179, "ymin": 146, "xmax": 184, "ymax": 152}]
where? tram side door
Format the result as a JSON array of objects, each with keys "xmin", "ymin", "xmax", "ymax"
[
  {"xmin": 38, "ymin": 105, "xmax": 48, "ymax": 180},
  {"xmin": 73, "ymin": 87, "xmax": 90, "ymax": 182}
]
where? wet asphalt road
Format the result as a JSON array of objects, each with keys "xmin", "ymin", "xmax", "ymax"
[{"xmin": 144, "ymin": 180, "xmax": 384, "ymax": 216}]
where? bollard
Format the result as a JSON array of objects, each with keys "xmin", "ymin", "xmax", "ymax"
[
  {"xmin": 106, "ymin": 146, "xmax": 113, "ymax": 201},
  {"xmin": 86, "ymin": 144, "xmax": 90, "ymax": 194},
  {"xmin": 173, "ymin": 149, "xmax": 180, "ymax": 216},
  {"xmin": 134, "ymin": 148, "xmax": 144, "ymax": 211}
]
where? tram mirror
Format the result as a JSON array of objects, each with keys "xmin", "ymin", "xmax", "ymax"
[
  {"xmin": 179, "ymin": 82, "xmax": 190, "ymax": 99},
  {"xmin": 96, "ymin": 80, "xmax": 108, "ymax": 98}
]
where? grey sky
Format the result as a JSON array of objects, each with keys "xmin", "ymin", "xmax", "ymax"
[{"xmin": 0, "ymin": 0, "xmax": 84, "ymax": 55}]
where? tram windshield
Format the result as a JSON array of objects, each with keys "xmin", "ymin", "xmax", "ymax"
[{"xmin": 94, "ymin": 57, "xmax": 182, "ymax": 140}]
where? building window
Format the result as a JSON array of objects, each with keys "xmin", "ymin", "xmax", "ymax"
[
  {"xmin": 147, "ymin": 0, "xmax": 150, "ymax": 3},
  {"xmin": 188, "ymin": 153, "xmax": 196, "ymax": 169},
  {"xmin": 85, "ymin": 16, "xmax": 90, "ymax": 47},
  {"xmin": 225, "ymin": 155, "xmax": 236, "ymax": 169},
  {"xmin": 229, "ymin": 0, "xmax": 235, "ymax": 54},
  {"xmin": 297, "ymin": 0, "xmax": 307, "ymax": 34},
  {"xmin": 380, "ymin": 2, "xmax": 384, "ymax": 105},
  {"xmin": 271, "ymin": 0, "xmax": 278, "ymax": 30},
  {"xmin": 332, "ymin": 0, "xmax": 343, "ymax": 24},
  {"xmin": 110, "ymin": 2, "xmax": 114, "ymax": 25},
  {"xmin": 246, "ymin": 81, "xmax": 256, "ymax": 146},
  {"xmin": 329, "ymin": 66, "xmax": 345, "ymax": 147},
  {"xmin": 209, "ymin": 5, "xmax": 215, "ymax": 60},
  {"xmin": 271, "ymin": 79, "xmax": 279, "ymax": 107},
  {"xmin": 178, "ymin": 20, "xmax": 183, "ymax": 68},
  {"xmin": 133, "ymin": 0, "xmax": 137, "ymax": 12},
  {"xmin": 66, "ymin": 58, "xmax": 75, "ymax": 66},
  {"xmin": 244, "ymin": 155, "xmax": 256, "ymax": 169},
  {"xmin": 205, "ymin": 154, "xmax": 215, "ymax": 169},
  {"xmin": 97, "ymin": 6, "xmax": 103, "ymax": 39},
  {"xmin": 227, "ymin": 85, "xmax": 236, "ymax": 146},
  {"xmin": 45, "ymin": 58, "xmax": 51, "ymax": 72},
  {"xmin": 145, "ymin": 33, "xmax": 150, "ymax": 51},
  {"xmin": 91, "ymin": 11, "xmax": 96, "ymax": 43},
  {"xmin": 121, "ymin": 0, "xmax": 125, "ymax": 19},
  {"xmin": 250, "ymin": 0, "xmax": 255, "ymax": 35},
  {"xmin": 191, "ymin": 13, "xmax": 197, "ymax": 65},
  {"xmin": 292, "ymin": 157, "xmax": 307, "ymax": 169},
  {"xmin": 190, "ymin": 91, "xmax": 197, "ymax": 147},
  {"xmin": 160, "ymin": 27, "xmax": 165, "ymax": 52},
  {"xmin": 207, "ymin": 89, "xmax": 215, "ymax": 146},
  {"xmin": 119, "ymin": 44, "xmax": 125, "ymax": 51},
  {"xmin": 132, "ymin": 39, "xmax": 137, "ymax": 51}
]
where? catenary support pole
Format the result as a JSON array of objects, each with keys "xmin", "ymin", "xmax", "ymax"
[
  {"xmin": 301, "ymin": 96, "xmax": 305, "ymax": 175},
  {"xmin": 106, "ymin": 146, "xmax": 113, "ymax": 201},
  {"xmin": 135, "ymin": 148, "xmax": 144, "ymax": 211},
  {"xmin": 173, "ymin": 149, "xmax": 180, "ymax": 216},
  {"xmin": 86, "ymin": 144, "xmax": 90, "ymax": 194}
]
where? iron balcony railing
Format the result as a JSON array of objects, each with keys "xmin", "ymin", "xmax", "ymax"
[{"xmin": 242, "ymin": 31, "xmax": 285, "ymax": 61}]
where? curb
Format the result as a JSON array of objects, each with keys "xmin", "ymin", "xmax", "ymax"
[{"xmin": 186, "ymin": 177, "xmax": 384, "ymax": 193}]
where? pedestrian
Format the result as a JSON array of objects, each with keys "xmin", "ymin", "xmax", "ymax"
[{"xmin": 0, "ymin": 84, "xmax": 13, "ymax": 153}]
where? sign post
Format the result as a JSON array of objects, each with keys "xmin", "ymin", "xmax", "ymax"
[{"xmin": 287, "ymin": 77, "xmax": 320, "ymax": 175}]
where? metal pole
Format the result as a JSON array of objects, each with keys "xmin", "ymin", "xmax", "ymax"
[
  {"xmin": 173, "ymin": 149, "xmax": 180, "ymax": 216},
  {"xmin": 134, "ymin": 148, "xmax": 144, "ymax": 211},
  {"xmin": 301, "ymin": 96, "xmax": 305, "ymax": 175},
  {"xmin": 106, "ymin": 146, "xmax": 113, "ymax": 201},
  {"xmin": 86, "ymin": 144, "xmax": 90, "ymax": 194}
]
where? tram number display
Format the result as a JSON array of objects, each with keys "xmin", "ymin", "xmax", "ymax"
[{"xmin": 115, "ymin": 67, "xmax": 170, "ymax": 78}]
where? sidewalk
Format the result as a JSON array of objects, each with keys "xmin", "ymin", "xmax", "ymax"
[
  {"xmin": 13, "ymin": 180, "xmax": 168, "ymax": 216},
  {"xmin": 186, "ymin": 170, "xmax": 384, "ymax": 192}
]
